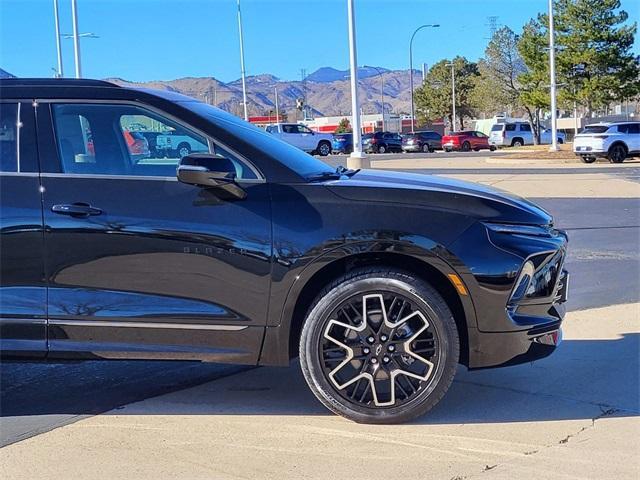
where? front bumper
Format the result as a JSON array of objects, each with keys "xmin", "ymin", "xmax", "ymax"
[{"xmin": 402, "ymin": 144, "xmax": 421, "ymax": 152}]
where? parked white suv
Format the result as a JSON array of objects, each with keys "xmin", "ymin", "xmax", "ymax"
[
  {"xmin": 489, "ymin": 122, "xmax": 566, "ymax": 147},
  {"xmin": 574, "ymin": 122, "xmax": 640, "ymax": 163},
  {"xmin": 266, "ymin": 123, "xmax": 333, "ymax": 156}
]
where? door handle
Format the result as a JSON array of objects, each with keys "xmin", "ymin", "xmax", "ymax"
[{"xmin": 51, "ymin": 202, "xmax": 103, "ymax": 217}]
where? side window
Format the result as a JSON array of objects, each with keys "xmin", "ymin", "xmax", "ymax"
[
  {"xmin": 0, "ymin": 103, "xmax": 18, "ymax": 172},
  {"xmin": 51, "ymin": 103, "xmax": 258, "ymax": 179},
  {"xmin": 617, "ymin": 125, "xmax": 628, "ymax": 134},
  {"xmin": 629, "ymin": 123, "xmax": 640, "ymax": 134},
  {"xmin": 298, "ymin": 125, "xmax": 313, "ymax": 134},
  {"xmin": 505, "ymin": 124, "xmax": 516, "ymax": 132},
  {"xmin": 282, "ymin": 125, "xmax": 296, "ymax": 134},
  {"xmin": 520, "ymin": 123, "xmax": 532, "ymax": 132}
]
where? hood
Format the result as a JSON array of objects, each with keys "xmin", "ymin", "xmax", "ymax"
[{"xmin": 326, "ymin": 169, "xmax": 552, "ymax": 226}]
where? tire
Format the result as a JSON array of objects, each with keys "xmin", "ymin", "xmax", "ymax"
[
  {"xmin": 558, "ymin": 138, "xmax": 564, "ymax": 145},
  {"xmin": 489, "ymin": 145, "xmax": 497, "ymax": 152},
  {"xmin": 317, "ymin": 141, "xmax": 331, "ymax": 157},
  {"xmin": 581, "ymin": 155, "xmax": 596, "ymax": 164},
  {"xmin": 461, "ymin": 141, "xmax": 471, "ymax": 152},
  {"xmin": 377, "ymin": 144, "xmax": 387, "ymax": 154},
  {"xmin": 299, "ymin": 267, "xmax": 459, "ymax": 424},
  {"xmin": 176, "ymin": 143, "xmax": 191, "ymax": 158},
  {"xmin": 511, "ymin": 138, "xmax": 524, "ymax": 148},
  {"xmin": 421, "ymin": 144, "xmax": 430, "ymax": 153},
  {"xmin": 608, "ymin": 144, "xmax": 627, "ymax": 163}
]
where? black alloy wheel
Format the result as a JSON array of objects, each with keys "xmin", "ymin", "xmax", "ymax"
[
  {"xmin": 461, "ymin": 141, "xmax": 471, "ymax": 152},
  {"xmin": 608, "ymin": 144, "xmax": 627, "ymax": 163},
  {"xmin": 317, "ymin": 141, "xmax": 331, "ymax": 157},
  {"xmin": 300, "ymin": 268, "xmax": 459, "ymax": 424}
]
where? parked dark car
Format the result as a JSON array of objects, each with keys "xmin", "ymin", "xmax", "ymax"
[
  {"xmin": 363, "ymin": 131, "xmax": 403, "ymax": 153},
  {"xmin": 401, "ymin": 131, "xmax": 442, "ymax": 153},
  {"xmin": 0, "ymin": 79, "xmax": 568, "ymax": 424},
  {"xmin": 332, "ymin": 132, "xmax": 353, "ymax": 154},
  {"xmin": 442, "ymin": 131, "xmax": 496, "ymax": 152}
]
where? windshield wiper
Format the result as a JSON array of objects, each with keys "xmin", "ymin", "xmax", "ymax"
[{"xmin": 336, "ymin": 165, "xmax": 361, "ymax": 177}]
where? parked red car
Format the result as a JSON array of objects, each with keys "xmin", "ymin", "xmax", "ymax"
[{"xmin": 442, "ymin": 131, "xmax": 496, "ymax": 152}]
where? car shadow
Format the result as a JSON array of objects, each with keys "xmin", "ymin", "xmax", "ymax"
[{"xmin": 5, "ymin": 335, "xmax": 636, "ymax": 426}]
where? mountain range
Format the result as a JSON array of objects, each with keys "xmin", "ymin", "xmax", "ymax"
[
  {"xmin": 1, "ymin": 66, "xmax": 422, "ymax": 119},
  {"xmin": 106, "ymin": 66, "xmax": 423, "ymax": 119}
]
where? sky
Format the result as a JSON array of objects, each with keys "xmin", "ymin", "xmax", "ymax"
[{"xmin": 1, "ymin": 0, "xmax": 638, "ymax": 83}]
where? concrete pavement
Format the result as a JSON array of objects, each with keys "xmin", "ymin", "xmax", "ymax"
[{"xmin": 1, "ymin": 303, "xmax": 638, "ymax": 480}]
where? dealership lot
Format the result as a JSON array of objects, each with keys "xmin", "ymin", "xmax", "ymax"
[{"xmin": 1, "ymin": 158, "xmax": 639, "ymax": 479}]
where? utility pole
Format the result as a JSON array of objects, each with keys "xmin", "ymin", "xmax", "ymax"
[
  {"xmin": 71, "ymin": 0, "xmax": 82, "ymax": 78},
  {"xmin": 53, "ymin": 0, "xmax": 63, "ymax": 77},
  {"xmin": 236, "ymin": 0, "xmax": 248, "ymax": 121},
  {"xmin": 346, "ymin": 0, "xmax": 367, "ymax": 168},
  {"xmin": 548, "ymin": 0, "xmax": 559, "ymax": 151},
  {"xmin": 446, "ymin": 61, "xmax": 456, "ymax": 131}
]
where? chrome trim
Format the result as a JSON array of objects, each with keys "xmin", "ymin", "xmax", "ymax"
[
  {"xmin": 16, "ymin": 102, "xmax": 21, "ymax": 172},
  {"xmin": 48, "ymin": 319, "xmax": 248, "ymax": 331}
]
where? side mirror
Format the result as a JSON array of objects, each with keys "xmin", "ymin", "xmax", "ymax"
[{"xmin": 177, "ymin": 153, "xmax": 246, "ymax": 200}]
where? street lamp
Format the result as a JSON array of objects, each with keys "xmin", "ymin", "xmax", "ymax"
[
  {"xmin": 409, "ymin": 24, "xmax": 439, "ymax": 133},
  {"xmin": 363, "ymin": 65, "xmax": 386, "ymax": 131},
  {"xmin": 236, "ymin": 0, "xmax": 249, "ymax": 121},
  {"xmin": 547, "ymin": 0, "xmax": 559, "ymax": 151},
  {"xmin": 445, "ymin": 61, "xmax": 456, "ymax": 132}
]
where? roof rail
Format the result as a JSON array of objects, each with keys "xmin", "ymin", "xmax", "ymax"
[{"xmin": 0, "ymin": 78, "xmax": 120, "ymax": 87}]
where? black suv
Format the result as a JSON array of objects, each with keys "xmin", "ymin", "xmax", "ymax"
[
  {"xmin": 0, "ymin": 79, "xmax": 568, "ymax": 424},
  {"xmin": 401, "ymin": 131, "xmax": 442, "ymax": 153},
  {"xmin": 362, "ymin": 131, "xmax": 403, "ymax": 153}
]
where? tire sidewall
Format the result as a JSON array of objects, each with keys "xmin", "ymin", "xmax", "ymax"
[{"xmin": 300, "ymin": 273, "xmax": 458, "ymax": 424}]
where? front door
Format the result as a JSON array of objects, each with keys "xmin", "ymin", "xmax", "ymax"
[
  {"xmin": 37, "ymin": 101, "xmax": 272, "ymax": 363},
  {"xmin": 0, "ymin": 100, "xmax": 47, "ymax": 357}
]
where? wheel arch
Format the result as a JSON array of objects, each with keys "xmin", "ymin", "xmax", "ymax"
[
  {"xmin": 258, "ymin": 248, "xmax": 475, "ymax": 368},
  {"xmin": 608, "ymin": 140, "xmax": 628, "ymax": 153}
]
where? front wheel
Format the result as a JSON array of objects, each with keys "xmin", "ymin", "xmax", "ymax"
[{"xmin": 299, "ymin": 268, "xmax": 459, "ymax": 424}]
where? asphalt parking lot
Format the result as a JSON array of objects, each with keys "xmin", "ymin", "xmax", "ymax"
[{"xmin": 1, "ymin": 156, "xmax": 639, "ymax": 479}]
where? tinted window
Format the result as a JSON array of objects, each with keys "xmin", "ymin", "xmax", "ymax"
[
  {"xmin": 618, "ymin": 123, "xmax": 639, "ymax": 134},
  {"xmin": 490, "ymin": 124, "xmax": 503, "ymax": 132},
  {"xmin": 520, "ymin": 124, "xmax": 531, "ymax": 132},
  {"xmin": 582, "ymin": 125, "xmax": 610, "ymax": 134},
  {"xmin": 505, "ymin": 124, "xmax": 516, "ymax": 131},
  {"xmin": 52, "ymin": 103, "xmax": 258, "ymax": 179},
  {"xmin": 0, "ymin": 103, "xmax": 18, "ymax": 172}
]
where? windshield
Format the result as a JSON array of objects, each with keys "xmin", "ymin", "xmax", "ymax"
[
  {"xmin": 181, "ymin": 101, "xmax": 334, "ymax": 178},
  {"xmin": 582, "ymin": 125, "xmax": 610, "ymax": 134}
]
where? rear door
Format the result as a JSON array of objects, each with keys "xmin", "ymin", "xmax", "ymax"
[
  {"xmin": 36, "ymin": 100, "xmax": 272, "ymax": 363},
  {"xmin": 0, "ymin": 100, "xmax": 47, "ymax": 357}
]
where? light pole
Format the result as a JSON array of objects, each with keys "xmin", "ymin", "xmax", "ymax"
[
  {"xmin": 236, "ymin": 0, "xmax": 248, "ymax": 121},
  {"xmin": 364, "ymin": 65, "xmax": 385, "ymax": 131},
  {"xmin": 53, "ymin": 0, "xmax": 63, "ymax": 77},
  {"xmin": 274, "ymin": 85, "xmax": 279, "ymax": 124},
  {"xmin": 446, "ymin": 61, "xmax": 456, "ymax": 132},
  {"xmin": 71, "ymin": 0, "xmax": 82, "ymax": 78},
  {"xmin": 409, "ymin": 24, "xmax": 439, "ymax": 133},
  {"xmin": 548, "ymin": 0, "xmax": 559, "ymax": 151},
  {"xmin": 347, "ymin": 0, "xmax": 367, "ymax": 168}
]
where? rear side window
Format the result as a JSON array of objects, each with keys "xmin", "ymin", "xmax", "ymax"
[
  {"xmin": 0, "ymin": 103, "xmax": 18, "ymax": 172},
  {"xmin": 520, "ymin": 124, "xmax": 531, "ymax": 132},
  {"xmin": 617, "ymin": 123, "xmax": 640, "ymax": 134},
  {"xmin": 505, "ymin": 124, "xmax": 516, "ymax": 132}
]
